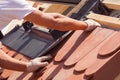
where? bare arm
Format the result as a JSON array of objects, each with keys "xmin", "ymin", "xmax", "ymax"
[
  {"xmin": 0, "ymin": 50, "xmax": 27, "ymax": 71},
  {"xmin": 0, "ymin": 49, "xmax": 51, "ymax": 72},
  {"xmin": 24, "ymin": 10, "xmax": 88, "ymax": 31}
]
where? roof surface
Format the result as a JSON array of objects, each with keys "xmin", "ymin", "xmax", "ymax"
[
  {"xmin": 1, "ymin": 26, "xmax": 120, "ymax": 80},
  {"xmin": 0, "ymin": 0, "xmax": 120, "ymax": 80}
]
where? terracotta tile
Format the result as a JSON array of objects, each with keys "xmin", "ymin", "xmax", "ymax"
[
  {"xmin": 10, "ymin": 61, "xmax": 60, "ymax": 80},
  {"xmin": 0, "ymin": 49, "xmax": 29, "ymax": 79},
  {"xmin": 85, "ymin": 49, "xmax": 120, "ymax": 77},
  {"xmin": 1, "ymin": 1, "xmax": 120, "ymax": 80},
  {"xmin": 93, "ymin": 50, "xmax": 120, "ymax": 80},
  {"xmin": 7, "ymin": 71, "xmax": 32, "ymax": 80},
  {"xmin": 14, "ymin": 54, "xmax": 30, "ymax": 62},
  {"xmin": 64, "ymin": 73, "xmax": 85, "ymax": 80},
  {"xmin": 74, "ymin": 39, "xmax": 108, "ymax": 72},
  {"xmin": 99, "ymin": 31, "xmax": 120, "ymax": 56},
  {"xmin": 40, "ymin": 61, "xmax": 83, "ymax": 80},
  {"xmin": 24, "ymin": 73, "xmax": 38, "ymax": 80},
  {"xmin": 0, "ymin": 46, "xmax": 17, "ymax": 79},
  {"xmin": 40, "ymin": 62, "xmax": 64, "ymax": 80},
  {"xmin": 7, "ymin": 50, "xmax": 17, "ymax": 57},
  {"xmin": 64, "ymin": 28, "xmax": 114, "ymax": 67},
  {"xmin": 6, "ymin": 55, "xmax": 30, "ymax": 80},
  {"xmin": 52, "ymin": 66, "xmax": 75, "ymax": 80},
  {"xmin": 0, "ymin": 69, "xmax": 14, "ymax": 79},
  {"xmin": 54, "ymin": 30, "xmax": 84, "ymax": 62},
  {"xmin": 25, "ymin": 62, "xmax": 56, "ymax": 80},
  {"xmin": 74, "ymin": 30, "xmax": 117, "ymax": 72},
  {"xmin": 4, "ymin": 28, "xmax": 117, "ymax": 80},
  {"xmin": 1, "ymin": 45, "xmax": 11, "ymax": 53},
  {"xmin": 54, "ymin": 27, "xmax": 102, "ymax": 62}
]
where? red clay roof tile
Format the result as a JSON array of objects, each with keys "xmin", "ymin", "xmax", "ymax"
[
  {"xmin": 54, "ymin": 30, "xmax": 84, "ymax": 62},
  {"xmin": 1, "ymin": 26, "xmax": 119, "ymax": 80},
  {"xmin": 1, "ymin": 69, "xmax": 13, "ymax": 79},
  {"xmin": 1, "ymin": 45, "xmax": 11, "ymax": 53},
  {"xmin": 93, "ymin": 50, "xmax": 120, "ymax": 80},
  {"xmin": 1, "ymin": 1, "xmax": 120, "ymax": 80},
  {"xmin": 64, "ymin": 28, "xmax": 114, "ymax": 67},
  {"xmin": 85, "ymin": 49, "xmax": 119, "ymax": 77},
  {"xmin": 99, "ymin": 32, "xmax": 120, "ymax": 56}
]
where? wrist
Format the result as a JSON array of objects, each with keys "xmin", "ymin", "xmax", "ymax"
[{"xmin": 26, "ymin": 61, "xmax": 33, "ymax": 72}]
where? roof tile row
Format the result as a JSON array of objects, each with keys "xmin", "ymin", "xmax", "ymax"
[{"xmin": 0, "ymin": 0, "xmax": 120, "ymax": 80}]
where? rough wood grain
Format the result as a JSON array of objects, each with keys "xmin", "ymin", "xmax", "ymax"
[
  {"xmin": 103, "ymin": 0, "xmax": 120, "ymax": 10},
  {"xmin": 86, "ymin": 12, "xmax": 120, "ymax": 29},
  {"xmin": 66, "ymin": 0, "xmax": 89, "ymax": 16}
]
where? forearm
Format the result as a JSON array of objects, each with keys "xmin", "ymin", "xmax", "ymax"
[
  {"xmin": 24, "ymin": 10, "xmax": 88, "ymax": 31},
  {"xmin": 0, "ymin": 50, "xmax": 27, "ymax": 71},
  {"xmin": 53, "ymin": 17, "xmax": 88, "ymax": 31}
]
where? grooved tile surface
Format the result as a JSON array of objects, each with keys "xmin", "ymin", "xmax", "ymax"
[
  {"xmin": 64, "ymin": 28, "xmax": 113, "ymax": 67},
  {"xmin": 99, "ymin": 32, "xmax": 120, "ymax": 56},
  {"xmin": 1, "ymin": 0, "xmax": 120, "ymax": 80},
  {"xmin": 1, "ymin": 26, "xmax": 120, "ymax": 80}
]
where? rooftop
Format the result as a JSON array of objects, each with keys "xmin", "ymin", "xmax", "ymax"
[{"xmin": 0, "ymin": 0, "xmax": 120, "ymax": 80}]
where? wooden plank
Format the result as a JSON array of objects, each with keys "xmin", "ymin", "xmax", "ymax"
[
  {"xmin": 99, "ymin": 32, "xmax": 120, "ymax": 56},
  {"xmin": 45, "ymin": 4, "xmax": 71, "ymax": 14},
  {"xmin": 64, "ymin": 28, "xmax": 114, "ymax": 67},
  {"xmin": 66, "ymin": 0, "xmax": 89, "ymax": 16},
  {"xmin": 86, "ymin": 12, "xmax": 120, "ymax": 29},
  {"xmin": 103, "ymin": 0, "xmax": 120, "ymax": 10}
]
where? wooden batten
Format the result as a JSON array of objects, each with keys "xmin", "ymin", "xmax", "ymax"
[
  {"xmin": 86, "ymin": 12, "xmax": 120, "ymax": 29},
  {"xmin": 102, "ymin": 0, "xmax": 120, "ymax": 10}
]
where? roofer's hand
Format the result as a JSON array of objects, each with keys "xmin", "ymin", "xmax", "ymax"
[
  {"xmin": 27, "ymin": 55, "xmax": 52, "ymax": 72},
  {"xmin": 84, "ymin": 19, "xmax": 101, "ymax": 31}
]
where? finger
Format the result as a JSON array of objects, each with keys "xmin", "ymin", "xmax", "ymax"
[
  {"xmin": 39, "ymin": 55, "xmax": 52, "ymax": 61},
  {"xmin": 38, "ymin": 62, "xmax": 48, "ymax": 67}
]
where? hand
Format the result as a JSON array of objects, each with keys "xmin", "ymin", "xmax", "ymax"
[
  {"xmin": 0, "ymin": 41, "xmax": 3, "ymax": 49},
  {"xmin": 0, "ymin": 67, "xmax": 3, "ymax": 73},
  {"xmin": 27, "ymin": 55, "xmax": 52, "ymax": 72},
  {"xmin": 84, "ymin": 19, "xmax": 101, "ymax": 31}
]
